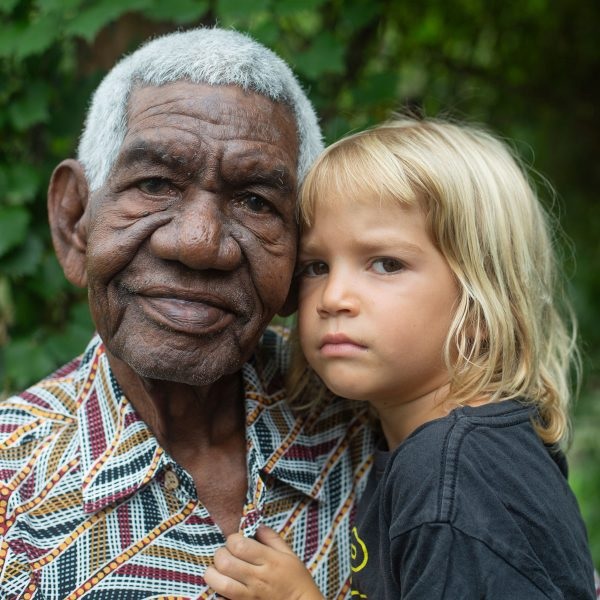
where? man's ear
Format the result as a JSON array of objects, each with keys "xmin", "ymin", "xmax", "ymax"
[
  {"xmin": 278, "ymin": 276, "xmax": 298, "ymax": 317},
  {"xmin": 47, "ymin": 159, "xmax": 90, "ymax": 288}
]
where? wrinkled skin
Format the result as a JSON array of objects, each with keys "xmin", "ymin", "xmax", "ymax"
[
  {"xmin": 48, "ymin": 82, "xmax": 299, "ymax": 535},
  {"xmin": 79, "ymin": 82, "xmax": 298, "ymax": 385}
]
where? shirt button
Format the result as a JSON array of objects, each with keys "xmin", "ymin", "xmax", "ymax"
[{"xmin": 164, "ymin": 469, "xmax": 179, "ymax": 491}]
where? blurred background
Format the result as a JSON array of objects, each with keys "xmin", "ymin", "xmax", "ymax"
[{"xmin": 0, "ymin": 0, "xmax": 598, "ymax": 567}]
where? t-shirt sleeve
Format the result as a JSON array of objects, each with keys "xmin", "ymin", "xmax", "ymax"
[{"xmin": 391, "ymin": 523, "xmax": 555, "ymax": 599}]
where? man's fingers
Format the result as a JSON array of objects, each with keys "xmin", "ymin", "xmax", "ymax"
[{"xmin": 255, "ymin": 525, "xmax": 295, "ymax": 555}]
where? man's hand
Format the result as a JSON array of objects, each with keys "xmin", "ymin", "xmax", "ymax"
[{"xmin": 204, "ymin": 526, "xmax": 324, "ymax": 600}]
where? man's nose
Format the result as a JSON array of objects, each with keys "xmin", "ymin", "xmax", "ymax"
[
  {"xmin": 149, "ymin": 195, "xmax": 242, "ymax": 270},
  {"xmin": 316, "ymin": 269, "xmax": 359, "ymax": 317}
]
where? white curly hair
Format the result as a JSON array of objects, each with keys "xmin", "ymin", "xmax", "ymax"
[{"xmin": 77, "ymin": 27, "xmax": 323, "ymax": 191}]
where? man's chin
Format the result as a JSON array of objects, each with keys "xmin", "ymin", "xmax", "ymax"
[
  {"xmin": 102, "ymin": 333, "xmax": 250, "ymax": 388},
  {"xmin": 95, "ymin": 312, "xmax": 266, "ymax": 387},
  {"xmin": 130, "ymin": 348, "xmax": 244, "ymax": 386},
  {"xmin": 134, "ymin": 361, "xmax": 236, "ymax": 387}
]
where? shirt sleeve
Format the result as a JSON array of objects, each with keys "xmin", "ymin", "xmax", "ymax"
[{"xmin": 391, "ymin": 523, "xmax": 555, "ymax": 599}]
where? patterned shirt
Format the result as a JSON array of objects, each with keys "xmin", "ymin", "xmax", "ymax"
[{"xmin": 0, "ymin": 331, "xmax": 374, "ymax": 599}]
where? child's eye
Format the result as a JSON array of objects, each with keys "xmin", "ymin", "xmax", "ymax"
[
  {"xmin": 298, "ymin": 261, "xmax": 329, "ymax": 277},
  {"xmin": 371, "ymin": 257, "xmax": 404, "ymax": 274}
]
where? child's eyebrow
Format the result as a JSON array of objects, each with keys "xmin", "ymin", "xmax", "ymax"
[
  {"xmin": 300, "ymin": 236, "xmax": 424, "ymax": 256},
  {"xmin": 353, "ymin": 238, "xmax": 424, "ymax": 255}
]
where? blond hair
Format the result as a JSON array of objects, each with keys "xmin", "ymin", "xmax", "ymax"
[{"xmin": 289, "ymin": 116, "xmax": 580, "ymax": 446}]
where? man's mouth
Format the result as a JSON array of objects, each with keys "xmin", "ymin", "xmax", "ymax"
[{"xmin": 132, "ymin": 286, "xmax": 240, "ymax": 335}]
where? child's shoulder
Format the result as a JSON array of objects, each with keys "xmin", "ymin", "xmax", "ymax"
[
  {"xmin": 389, "ymin": 399, "xmax": 534, "ymax": 477},
  {"xmin": 384, "ymin": 398, "xmax": 577, "ymax": 536},
  {"xmin": 382, "ymin": 399, "xmax": 593, "ymax": 596}
]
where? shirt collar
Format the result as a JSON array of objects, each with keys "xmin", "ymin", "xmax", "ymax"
[
  {"xmin": 242, "ymin": 358, "xmax": 323, "ymax": 501},
  {"xmin": 75, "ymin": 336, "xmax": 166, "ymax": 513},
  {"xmin": 75, "ymin": 335, "xmax": 350, "ymax": 513},
  {"xmin": 242, "ymin": 345, "xmax": 366, "ymax": 502}
]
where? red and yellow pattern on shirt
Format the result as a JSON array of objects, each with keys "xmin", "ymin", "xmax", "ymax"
[{"xmin": 0, "ymin": 331, "xmax": 374, "ymax": 599}]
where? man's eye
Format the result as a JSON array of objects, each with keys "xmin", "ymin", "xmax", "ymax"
[
  {"xmin": 237, "ymin": 194, "xmax": 271, "ymax": 214},
  {"xmin": 298, "ymin": 261, "xmax": 329, "ymax": 277},
  {"xmin": 138, "ymin": 178, "xmax": 175, "ymax": 196},
  {"xmin": 371, "ymin": 257, "xmax": 404, "ymax": 274}
]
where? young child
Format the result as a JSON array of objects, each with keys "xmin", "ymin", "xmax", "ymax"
[{"xmin": 204, "ymin": 117, "xmax": 596, "ymax": 599}]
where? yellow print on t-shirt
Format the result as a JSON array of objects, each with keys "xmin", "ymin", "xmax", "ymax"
[
  {"xmin": 351, "ymin": 526, "xmax": 368, "ymax": 572},
  {"xmin": 350, "ymin": 526, "xmax": 369, "ymax": 598}
]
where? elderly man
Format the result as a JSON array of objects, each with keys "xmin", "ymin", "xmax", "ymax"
[{"xmin": 0, "ymin": 28, "xmax": 373, "ymax": 598}]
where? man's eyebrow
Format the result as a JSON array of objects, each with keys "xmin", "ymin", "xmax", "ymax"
[
  {"xmin": 117, "ymin": 142, "xmax": 188, "ymax": 171},
  {"xmin": 237, "ymin": 167, "xmax": 295, "ymax": 193},
  {"xmin": 117, "ymin": 141, "xmax": 296, "ymax": 194}
]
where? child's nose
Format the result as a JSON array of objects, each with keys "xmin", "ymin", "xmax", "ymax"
[{"xmin": 316, "ymin": 272, "xmax": 360, "ymax": 317}]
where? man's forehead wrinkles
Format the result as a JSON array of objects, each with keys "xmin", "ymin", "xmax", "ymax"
[
  {"xmin": 120, "ymin": 138, "xmax": 286, "ymax": 168},
  {"xmin": 129, "ymin": 96, "xmax": 191, "ymax": 119},
  {"xmin": 127, "ymin": 117, "xmax": 286, "ymax": 148},
  {"xmin": 130, "ymin": 98, "xmax": 266, "ymax": 130},
  {"xmin": 128, "ymin": 112, "xmax": 221, "ymax": 136}
]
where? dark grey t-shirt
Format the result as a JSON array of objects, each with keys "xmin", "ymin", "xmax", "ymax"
[{"xmin": 351, "ymin": 400, "xmax": 595, "ymax": 599}]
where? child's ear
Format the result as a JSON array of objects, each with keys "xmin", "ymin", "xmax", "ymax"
[
  {"xmin": 47, "ymin": 159, "xmax": 90, "ymax": 288},
  {"xmin": 278, "ymin": 276, "xmax": 298, "ymax": 317}
]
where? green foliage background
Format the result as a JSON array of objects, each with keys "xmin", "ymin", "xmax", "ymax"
[{"xmin": 1, "ymin": 0, "xmax": 598, "ymax": 567}]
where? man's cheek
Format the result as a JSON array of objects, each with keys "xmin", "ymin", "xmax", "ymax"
[
  {"xmin": 86, "ymin": 237, "xmax": 133, "ymax": 284},
  {"xmin": 86, "ymin": 214, "xmax": 172, "ymax": 279},
  {"xmin": 256, "ymin": 258, "xmax": 296, "ymax": 314}
]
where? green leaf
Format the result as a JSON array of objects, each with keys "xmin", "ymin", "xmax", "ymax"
[
  {"xmin": 36, "ymin": 0, "xmax": 83, "ymax": 13},
  {"xmin": 0, "ymin": 23, "xmax": 23, "ymax": 58},
  {"xmin": 396, "ymin": 62, "xmax": 428, "ymax": 100},
  {"xmin": 250, "ymin": 19, "xmax": 279, "ymax": 47},
  {"xmin": 142, "ymin": 0, "xmax": 209, "ymax": 24},
  {"xmin": 216, "ymin": 0, "xmax": 270, "ymax": 22},
  {"xmin": 45, "ymin": 316, "xmax": 94, "ymax": 365},
  {"xmin": 413, "ymin": 10, "xmax": 444, "ymax": 44},
  {"xmin": 323, "ymin": 115, "xmax": 353, "ymax": 144},
  {"xmin": 5, "ymin": 164, "xmax": 41, "ymax": 205},
  {"xmin": 0, "ymin": 167, "xmax": 7, "ymax": 198},
  {"xmin": 292, "ymin": 33, "xmax": 345, "ymax": 79},
  {"xmin": 0, "ymin": 207, "xmax": 30, "ymax": 258},
  {"xmin": 65, "ymin": 0, "xmax": 148, "ymax": 42},
  {"xmin": 13, "ymin": 16, "xmax": 61, "ymax": 59},
  {"xmin": 0, "ymin": 0, "xmax": 19, "ymax": 14},
  {"xmin": 7, "ymin": 83, "xmax": 51, "ymax": 131},
  {"xmin": 273, "ymin": 0, "xmax": 326, "ymax": 16},
  {"xmin": 70, "ymin": 300, "xmax": 94, "ymax": 330},
  {"xmin": 29, "ymin": 254, "xmax": 71, "ymax": 300},
  {"xmin": 353, "ymin": 71, "xmax": 398, "ymax": 107},
  {"xmin": 0, "ymin": 235, "xmax": 44, "ymax": 277},
  {"xmin": 339, "ymin": 1, "xmax": 378, "ymax": 30},
  {"xmin": 3, "ymin": 337, "xmax": 58, "ymax": 389}
]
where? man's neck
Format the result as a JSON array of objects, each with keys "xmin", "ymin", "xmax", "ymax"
[
  {"xmin": 105, "ymin": 349, "xmax": 248, "ymax": 536},
  {"xmin": 105, "ymin": 348, "xmax": 245, "ymax": 451}
]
